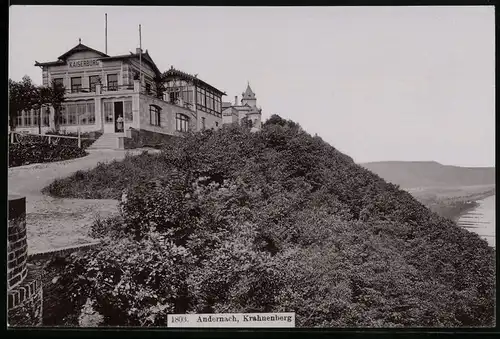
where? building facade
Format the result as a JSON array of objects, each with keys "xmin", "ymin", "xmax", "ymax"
[
  {"xmin": 222, "ymin": 83, "xmax": 263, "ymax": 131},
  {"xmin": 14, "ymin": 41, "xmax": 226, "ymax": 139}
]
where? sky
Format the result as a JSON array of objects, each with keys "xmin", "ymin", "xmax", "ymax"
[{"xmin": 9, "ymin": 6, "xmax": 495, "ymax": 167}]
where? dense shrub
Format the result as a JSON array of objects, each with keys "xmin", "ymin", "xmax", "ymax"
[
  {"xmin": 42, "ymin": 152, "xmax": 170, "ymax": 199},
  {"xmin": 46, "ymin": 115, "xmax": 496, "ymax": 327},
  {"xmin": 9, "ymin": 142, "xmax": 88, "ymax": 167}
]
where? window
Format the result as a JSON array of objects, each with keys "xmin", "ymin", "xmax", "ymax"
[
  {"xmin": 124, "ymin": 101, "xmax": 133, "ymax": 122},
  {"xmin": 43, "ymin": 108, "xmax": 50, "ymax": 126},
  {"xmin": 104, "ymin": 102, "xmax": 113, "ymax": 123},
  {"xmin": 200, "ymin": 89, "xmax": 206, "ymax": 106},
  {"xmin": 89, "ymin": 76, "xmax": 100, "ymax": 92},
  {"xmin": 215, "ymin": 122, "xmax": 219, "ymax": 127},
  {"xmin": 150, "ymin": 105, "xmax": 161, "ymax": 126},
  {"xmin": 170, "ymin": 90, "xmax": 179, "ymax": 104},
  {"xmin": 53, "ymin": 78, "xmax": 64, "ymax": 87},
  {"xmin": 16, "ymin": 109, "xmax": 36, "ymax": 127},
  {"xmin": 33, "ymin": 109, "xmax": 39, "ymax": 126},
  {"xmin": 71, "ymin": 77, "xmax": 82, "ymax": 93},
  {"xmin": 145, "ymin": 83, "xmax": 151, "ymax": 95},
  {"xmin": 23, "ymin": 110, "xmax": 32, "ymax": 126},
  {"xmin": 201, "ymin": 117, "xmax": 206, "ymax": 130},
  {"xmin": 59, "ymin": 102, "xmax": 95, "ymax": 125},
  {"xmin": 67, "ymin": 104, "xmax": 78, "ymax": 125},
  {"xmin": 107, "ymin": 74, "xmax": 118, "ymax": 91},
  {"xmin": 207, "ymin": 93, "xmax": 214, "ymax": 110},
  {"xmin": 59, "ymin": 105, "xmax": 67, "ymax": 125},
  {"xmin": 196, "ymin": 90, "xmax": 202, "ymax": 105},
  {"xmin": 87, "ymin": 103, "xmax": 96, "ymax": 124},
  {"xmin": 182, "ymin": 90, "xmax": 192, "ymax": 104},
  {"xmin": 176, "ymin": 113, "xmax": 189, "ymax": 132},
  {"xmin": 77, "ymin": 103, "xmax": 86, "ymax": 124},
  {"xmin": 215, "ymin": 99, "xmax": 221, "ymax": 113},
  {"xmin": 16, "ymin": 111, "xmax": 23, "ymax": 127}
]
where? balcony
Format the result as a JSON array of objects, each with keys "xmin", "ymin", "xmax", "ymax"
[
  {"xmin": 140, "ymin": 86, "xmax": 195, "ymax": 112},
  {"xmin": 65, "ymin": 84, "xmax": 136, "ymax": 97}
]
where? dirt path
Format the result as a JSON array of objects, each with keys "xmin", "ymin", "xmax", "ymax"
[{"xmin": 8, "ymin": 149, "xmax": 158, "ymax": 253}]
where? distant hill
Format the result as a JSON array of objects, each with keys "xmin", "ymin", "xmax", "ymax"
[{"xmin": 361, "ymin": 161, "xmax": 495, "ymax": 188}]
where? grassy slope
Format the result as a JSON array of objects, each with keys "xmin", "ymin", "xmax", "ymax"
[{"xmin": 41, "ymin": 119, "xmax": 496, "ymax": 327}]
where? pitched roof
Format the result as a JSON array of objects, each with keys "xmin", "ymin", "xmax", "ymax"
[
  {"xmin": 242, "ymin": 82, "xmax": 255, "ymax": 99},
  {"xmin": 165, "ymin": 67, "xmax": 226, "ymax": 96},
  {"xmin": 99, "ymin": 50, "xmax": 161, "ymax": 76},
  {"xmin": 35, "ymin": 43, "xmax": 161, "ymax": 76},
  {"xmin": 58, "ymin": 43, "xmax": 109, "ymax": 60}
]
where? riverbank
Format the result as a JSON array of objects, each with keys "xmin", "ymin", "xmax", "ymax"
[
  {"xmin": 457, "ymin": 195, "xmax": 495, "ymax": 248},
  {"xmin": 406, "ymin": 185, "xmax": 496, "ymax": 247},
  {"xmin": 407, "ymin": 184, "xmax": 496, "ymax": 221}
]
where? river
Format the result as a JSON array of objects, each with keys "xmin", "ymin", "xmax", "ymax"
[{"xmin": 457, "ymin": 195, "xmax": 495, "ymax": 248}]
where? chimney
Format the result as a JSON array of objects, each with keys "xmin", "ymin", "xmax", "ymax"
[
  {"xmin": 136, "ymin": 48, "xmax": 142, "ymax": 54},
  {"xmin": 234, "ymin": 96, "xmax": 238, "ymax": 106}
]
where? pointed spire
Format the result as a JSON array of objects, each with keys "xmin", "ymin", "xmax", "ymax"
[
  {"xmin": 242, "ymin": 81, "xmax": 255, "ymax": 99},
  {"xmin": 79, "ymin": 38, "xmax": 81, "ymax": 44}
]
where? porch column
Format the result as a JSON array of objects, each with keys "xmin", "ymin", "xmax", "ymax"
[
  {"xmin": 132, "ymin": 92, "xmax": 140, "ymax": 130},
  {"xmin": 49, "ymin": 107, "xmax": 56, "ymax": 130},
  {"xmin": 95, "ymin": 84, "xmax": 103, "ymax": 131}
]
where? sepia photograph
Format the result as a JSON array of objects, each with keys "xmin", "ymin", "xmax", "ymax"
[{"xmin": 7, "ymin": 5, "xmax": 495, "ymax": 329}]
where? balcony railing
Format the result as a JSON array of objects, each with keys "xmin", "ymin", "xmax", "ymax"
[
  {"xmin": 66, "ymin": 84, "xmax": 135, "ymax": 95},
  {"xmin": 140, "ymin": 86, "xmax": 195, "ymax": 111}
]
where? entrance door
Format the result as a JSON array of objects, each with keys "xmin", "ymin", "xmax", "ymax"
[{"xmin": 114, "ymin": 101, "xmax": 124, "ymax": 133}]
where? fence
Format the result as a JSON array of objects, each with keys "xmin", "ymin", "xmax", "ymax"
[{"xmin": 8, "ymin": 131, "xmax": 96, "ymax": 149}]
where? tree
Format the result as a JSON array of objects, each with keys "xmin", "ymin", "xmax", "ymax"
[
  {"xmin": 46, "ymin": 79, "xmax": 66, "ymax": 132},
  {"xmin": 8, "ymin": 76, "xmax": 37, "ymax": 131},
  {"xmin": 264, "ymin": 114, "xmax": 287, "ymax": 127},
  {"xmin": 240, "ymin": 117, "xmax": 253, "ymax": 129},
  {"xmin": 31, "ymin": 85, "xmax": 52, "ymax": 134}
]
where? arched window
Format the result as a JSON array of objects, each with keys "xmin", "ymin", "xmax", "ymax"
[
  {"xmin": 176, "ymin": 113, "xmax": 189, "ymax": 132},
  {"xmin": 150, "ymin": 105, "xmax": 161, "ymax": 126}
]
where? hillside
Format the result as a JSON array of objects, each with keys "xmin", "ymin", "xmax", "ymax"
[
  {"xmin": 360, "ymin": 161, "xmax": 495, "ymax": 189},
  {"xmin": 43, "ymin": 115, "xmax": 495, "ymax": 328}
]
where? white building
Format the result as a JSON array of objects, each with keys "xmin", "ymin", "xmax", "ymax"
[{"xmin": 14, "ymin": 40, "xmax": 227, "ymax": 146}]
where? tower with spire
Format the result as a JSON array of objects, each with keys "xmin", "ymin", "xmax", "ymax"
[
  {"xmin": 221, "ymin": 81, "xmax": 263, "ymax": 131},
  {"xmin": 241, "ymin": 82, "xmax": 257, "ymax": 108}
]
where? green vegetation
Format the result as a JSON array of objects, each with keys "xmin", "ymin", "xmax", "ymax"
[
  {"xmin": 9, "ymin": 142, "xmax": 88, "ymax": 168},
  {"xmin": 44, "ymin": 116, "xmax": 495, "ymax": 327},
  {"xmin": 9, "ymin": 76, "xmax": 66, "ymax": 132},
  {"xmin": 42, "ymin": 151, "xmax": 169, "ymax": 199}
]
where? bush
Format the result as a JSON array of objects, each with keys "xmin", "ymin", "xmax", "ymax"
[
  {"xmin": 89, "ymin": 215, "xmax": 128, "ymax": 239},
  {"xmin": 46, "ymin": 117, "xmax": 495, "ymax": 327},
  {"xmin": 42, "ymin": 152, "xmax": 171, "ymax": 199},
  {"xmin": 9, "ymin": 142, "xmax": 88, "ymax": 167}
]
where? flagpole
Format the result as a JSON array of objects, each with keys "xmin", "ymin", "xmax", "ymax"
[
  {"xmin": 139, "ymin": 24, "xmax": 142, "ymax": 89},
  {"xmin": 105, "ymin": 13, "xmax": 108, "ymax": 54}
]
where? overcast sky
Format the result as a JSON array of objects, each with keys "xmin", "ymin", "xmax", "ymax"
[{"xmin": 9, "ymin": 6, "xmax": 495, "ymax": 167}]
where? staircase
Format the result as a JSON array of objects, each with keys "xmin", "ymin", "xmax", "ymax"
[{"xmin": 87, "ymin": 133, "xmax": 122, "ymax": 150}]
